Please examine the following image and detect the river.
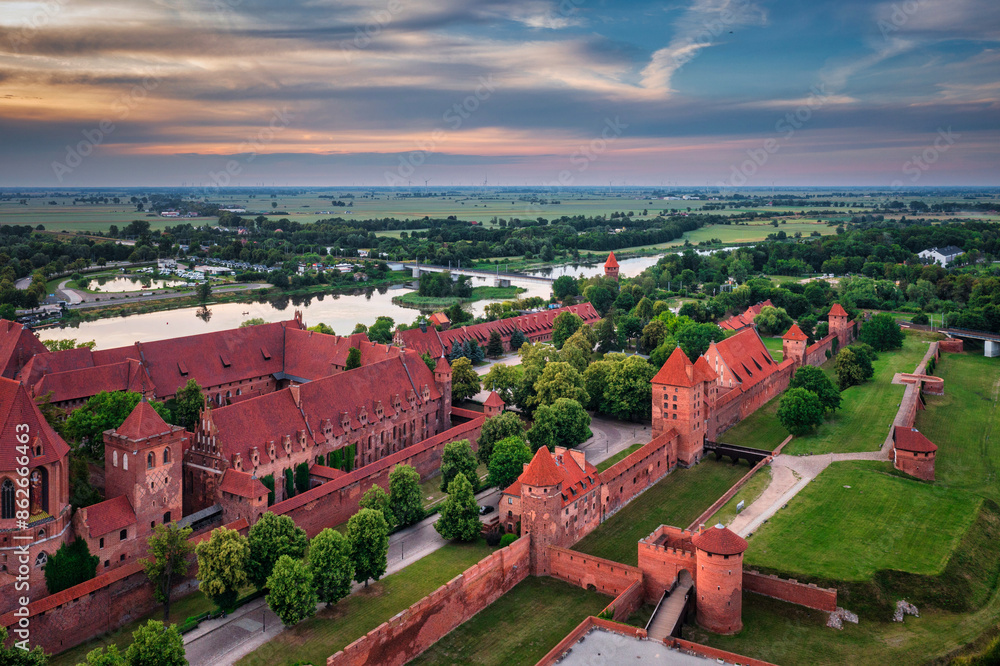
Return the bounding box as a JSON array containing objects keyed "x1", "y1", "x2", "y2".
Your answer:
[{"x1": 37, "y1": 254, "x2": 665, "y2": 349}]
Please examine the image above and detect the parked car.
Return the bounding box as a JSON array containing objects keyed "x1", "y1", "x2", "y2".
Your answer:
[{"x1": 478, "y1": 505, "x2": 495, "y2": 515}]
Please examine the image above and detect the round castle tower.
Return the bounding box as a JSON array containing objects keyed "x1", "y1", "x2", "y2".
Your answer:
[{"x1": 693, "y1": 523, "x2": 748, "y2": 635}]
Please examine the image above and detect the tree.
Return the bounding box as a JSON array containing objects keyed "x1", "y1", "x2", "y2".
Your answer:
[
  {"x1": 196, "y1": 526, "x2": 249, "y2": 610},
  {"x1": 359, "y1": 484, "x2": 395, "y2": 527},
  {"x1": 486, "y1": 330, "x2": 504, "y2": 358},
  {"x1": 368, "y1": 316, "x2": 395, "y2": 344},
  {"x1": 754, "y1": 306, "x2": 794, "y2": 336},
  {"x1": 420, "y1": 351, "x2": 436, "y2": 371},
  {"x1": 528, "y1": 398, "x2": 591, "y2": 451},
  {"x1": 143, "y1": 524, "x2": 194, "y2": 621},
  {"x1": 835, "y1": 347, "x2": 872, "y2": 390},
  {"x1": 0, "y1": 626, "x2": 48, "y2": 665},
  {"x1": 294, "y1": 462, "x2": 310, "y2": 495},
  {"x1": 777, "y1": 387, "x2": 825, "y2": 436},
  {"x1": 552, "y1": 275, "x2": 579, "y2": 301},
  {"x1": 859, "y1": 312, "x2": 904, "y2": 351},
  {"x1": 169, "y1": 379, "x2": 204, "y2": 431},
  {"x1": 634, "y1": 296, "x2": 654, "y2": 322},
  {"x1": 640, "y1": 320, "x2": 668, "y2": 352},
  {"x1": 347, "y1": 507, "x2": 390, "y2": 587},
  {"x1": 789, "y1": 365, "x2": 841, "y2": 412},
  {"x1": 84, "y1": 644, "x2": 126, "y2": 665},
  {"x1": 509, "y1": 328, "x2": 527, "y2": 351},
  {"x1": 388, "y1": 464, "x2": 424, "y2": 527},
  {"x1": 532, "y1": 361, "x2": 588, "y2": 409},
  {"x1": 265, "y1": 555, "x2": 317, "y2": 627},
  {"x1": 477, "y1": 411, "x2": 525, "y2": 465},
  {"x1": 345, "y1": 346, "x2": 362, "y2": 370},
  {"x1": 603, "y1": 355, "x2": 656, "y2": 420},
  {"x1": 125, "y1": 621, "x2": 186, "y2": 666},
  {"x1": 44, "y1": 537, "x2": 98, "y2": 594},
  {"x1": 676, "y1": 322, "x2": 726, "y2": 359},
  {"x1": 487, "y1": 436, "x2": 532, "y2": 490},
  {"x1": 481, "y1": 363, "x2": 520, "y2": 407},
  {"x1": 65, "y1": 391, "x2": 171, "y2": 455},
  {"x1": 594, "y1": 317, "x2": 618, "y2": 353},
  {"x1": 852, "y1": 342, "x2": 878, "y2": 373},
  {"x1": 435, "y1": 473, "x2": 481, "y2": 541},
  {"x1": 240, "y1": 318, "x2": 267, "y2": 327},
  {"x1": 247, "y1": 511, "x2": 309, "y2": 590},
  {"x1": 197, "y1": 280, "x2": 211, "y2": 302},
  {"x1": 307, "y1": 322, "x2": 335, "y2": 335},
  {"x1": 552, "y1": 311, "x2": 584, "y2": 349},
  {"x1": 450, "y1": 357, "x2": 481, "y2": 402},
  {"x1": 584, "y1": 284, "x2": 615, "y2": 316},
  {"x1": 309, "y1": 528, "x2": 354, "y2": 607},
  {"x1": 440, "y1": 439, "x2": 478, "y2": 493}
]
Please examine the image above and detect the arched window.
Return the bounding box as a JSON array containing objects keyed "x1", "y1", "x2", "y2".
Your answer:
[
  {"x1": 147, "y1": 452, "x2": 155, "y2": 469},
  {"x1": 113, "y1": 450, "x2": 118, "y2": 467},
  {"x1": 163, "y1": 448, "x2": 171, "y2": 464},
  {"x1": 123, "y1": 454, "x2": 128, "y2": 471},
  {"x1": 1, "y1": 478, "x2": 14, "y2": 519},
  {"x1": 35, "y1": 552, "x2": 48, "y2": 568}
]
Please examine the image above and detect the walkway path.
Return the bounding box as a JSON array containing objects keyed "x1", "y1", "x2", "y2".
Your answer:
[{"x1": 646, "y1": 578, "x2": 693, "y2": 641}]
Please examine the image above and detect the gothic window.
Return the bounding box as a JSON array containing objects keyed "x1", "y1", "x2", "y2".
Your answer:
[
  {"x1": 123, "y1": 454, "x2": 129, "y2": 471},
  {"x1": 120, "y1": 528, "x2": 127, "y2": 541},
  {"x1": 163, "y1": 448, "x2": 171, "y2": 464},
  {"x1": 1, "y1": 478, "x2": 13, "y2": 519},
  {"x1": 35, "y1": 552, "x2": 47, "y2": 568},
  {"x1": 113, "y1": 450, "x2": 118, "y2": 467},
  {"x1": 147, "y1": 452, "x2": 155, "y2": 469}
]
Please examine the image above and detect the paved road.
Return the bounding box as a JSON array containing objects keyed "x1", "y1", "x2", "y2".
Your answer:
[
  {"x1": 15, "y1": 276, "x2": 32, "y2": 290},
  {"x1": 60, "y1": 283, "x2": 269, "y2": 310}
]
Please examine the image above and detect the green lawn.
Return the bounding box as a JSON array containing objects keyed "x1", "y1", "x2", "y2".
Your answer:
[
  {"x1": 760, "y1": 336, "x2": 784, "y2": 361},
  {"x1": 709, "y1": 465, "x2": 773, "y2": 527},
  {"x1": 596, "y1": 442, "x2": 644, "y2": 472},
  {"x1": 392, "y1": 285, "x2": 524, "y2": 309},
  {"x1": 408, "y1": 576, "x2": 609, "y2": 666},
  {"x1": 236, "y1": 540, "x2": 494, "y2": 666},
  {"x1": 574, "y1": 460, "x2": 750, "y2": 566},
  {"x1": 420, "y1": 464, "x2": 488, "y2": 509},
  {"x1": 723, "y1": 331, "x2": 938, "y2": 455},
  {"x1": 917, "y1": 352, "x2": 1000, "y2": 503},
  {"x1": 744, "y1": 461, "x2": 980, "y2": 582},
  {"x1": 49, "y1": 590, "x2": 219, "y2": 666}
]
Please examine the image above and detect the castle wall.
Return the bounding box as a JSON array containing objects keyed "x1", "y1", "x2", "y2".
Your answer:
[
  {"x1": 599, "y1": 430, "x2": 676, "y2": 520},
  {"x1": 270, "y1": 415, "x2": 484, "y2": 537},
  {"x1": 636, "y1": 526, "x2": 698, "y2": 602},
  {"x1": 804, "y1": 332, "x2": 838, "y2": 367},
  {"x1": 1, "y1": 519, "x2": 249, "y2": 656},
  {"x1": 536, "y1": 617, "x2": 647, "y2": 666},
  {"x1": 327, "y1": 536, "x2": 530, "y2": 666},
  {"x1": 939, "y1": 338, "x2": 963, "y2": 353},
  {"x1": 742, "y1": 571, "x2": 837, "y2": 612},
  {"x1": 894, "y1": 449, "x2": 936, "y2": 481},
  {"x1": 547, "y1": 546, "x2": 643, "y2": 598}
]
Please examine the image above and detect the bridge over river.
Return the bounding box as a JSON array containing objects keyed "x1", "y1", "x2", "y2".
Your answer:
[{"x1": 394, "y1": 261, "x2": 556, "y2": 287}]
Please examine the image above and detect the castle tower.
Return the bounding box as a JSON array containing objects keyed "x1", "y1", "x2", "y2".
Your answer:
[
  {"x1": 651, "y1": 347, "x2": 717, "y2": 466},
  {"x1": 104, "y1": 400, "x2": 185, "y2": 534},
  {"x1": 782, "y1": 324, "x2": 808, "y2": 368},
  {"x1": 518, "y1": 447, "x2": 564, "y2": 575},
  {"x1": 693, "y1": 524, "x2": 748, "y2": 635},
  {"x1": 892, "y1": 426, "x2": 937, "y2": 481},
  {"x1": 483, "y1": 390, "x2": 504, "y2": 418},
  {"x1": 604, "y1": 252, "x2": 619, "y2": 281},
  {"x1": 434, "y1": 355, "x2": 452, "y2": 426},
  {"x1": 828, "y1": 303, "x2": 849, "y2": 348}
]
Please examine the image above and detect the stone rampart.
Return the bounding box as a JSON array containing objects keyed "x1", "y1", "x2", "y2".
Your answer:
[{"x1": 742, "y1": 571, "x2": 838, "y2": 612}]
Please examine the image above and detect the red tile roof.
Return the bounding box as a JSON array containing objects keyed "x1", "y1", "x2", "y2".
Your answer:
[
  {"x1": 605, "y1": 251, "x2": 619, "y2": 268},
  {"x1": 434, "y1": 355, "x2": 451, "y2": 374},
  {"x1": 0, "y1": 320, "x2": 46, "y2": 379},
  {"x1": 709, "y1": 328, "x2": 777, "y2": 393},
  {"x1": 719, "y1": 299, "x2": 774, "y2": 331},
  {"x1": 692, "y1": 524, "x2": 748, "y2": 555},
  {"x1": 429, "y1": 312, "x2": 450, "y2": 327},
  {"x1": 83, "y1": 495, "x2": 136, "y2": 538},
  {"x1": 484, "y1": 391, "x2": 504, "y2": 408},
  {"x1": 309, "y1": 464, "x2": 346, "y2": 481},
  {"x1": 218, "y1": 468, "x2": 269, "y2": 499},
  {"x1": 505, "y1": 447, "x2": 600, "y2": 507},
  {"x1": 894, "y1": 426, "x2": 937, "y2": 453},
  {"x1": 782, "y1": 324, "x2": 808, "y2": 341},
  {"x1": 652, "y1": 347, "x2": 716, "y2": 387},
  {"x1": 35, "y1": 358, "x2": 150, "y2": 404},
  {"x1": 282, "y1": 328, "x2": 395, "y2": 380},
  {"x1": 115, "y1": 400, "x2": 173, "y2": 441},
  {"x1": 518, "y1": 446, "x2": 564, "y2": 487},
  {"x1": 829, "y1": 303, "x2": 849, "y2": 317},
  {"x1": 0, "y1": 377, "x2": 71, "y2": 471}
]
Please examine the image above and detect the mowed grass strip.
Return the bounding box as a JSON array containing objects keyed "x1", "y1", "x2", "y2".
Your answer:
[
  {"x1": 709, "y1": 465, "x2": 773, "y2": 527},
  {"x1": 236, "y1": 539, "x2": 494, "y2": 666},
  {"x1": 596, "y1": 442, "x2": 644, "y2": 472},
  {"x1": 744, "y1": 461, "x2": 980, "y2": 581},
  {"x1": 917, "y1": 351, "x2": 1000, "y2": 502},
  {"x1": 408, "y1": 576, "x2": 609, "y2": 666},
  {"x1": 724, "y1": 331, "x2": 937, "y2": 455},
  {"x1": 574, "y1": 460, "x2": 749, "y2": 566}
]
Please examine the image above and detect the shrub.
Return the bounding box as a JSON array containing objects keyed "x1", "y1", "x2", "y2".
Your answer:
[{"x1": 499, "y1": 533, "x2": 519, "y2": 548}]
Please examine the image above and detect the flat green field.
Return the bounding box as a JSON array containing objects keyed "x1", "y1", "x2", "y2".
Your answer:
[
  {"x1": 760, "y1": 336, "x2": 784, "y2": 361},
  {"x1": 709, "y1": 465, "x2": 772, "y2": 527},
  {"x1": 917, "y1": 352, "x2": 1000, "y2": 503},
  {"x1": 408, "y1": 576, "x2": 608, "y2": 666},
  {"x1": 596, "y1": 442, "x2": 644, "y2": 472},
  {"x1": 723, "y1": 331, "x2": 937, "y2": 455},
  {"x1": 744, "y1": 461, "x2": 980, "y2": 581},
  {"x1": 236, "y1": 539, "x2": 494, "y2": 666},
  {"x1": 574, "y1": 459, "x2": 749, "y2": 566}
]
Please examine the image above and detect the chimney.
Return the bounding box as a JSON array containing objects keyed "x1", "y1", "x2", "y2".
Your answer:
[{"x1": 289, "y1": 384, "x2": 301, "y2": 407}]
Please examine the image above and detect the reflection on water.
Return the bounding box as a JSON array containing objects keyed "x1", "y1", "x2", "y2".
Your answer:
[
  {"x1": 40, "y1": 254, "x2": 666, "y2": 349},
  {"x1": 87, "y1": 277, "x2": 188, "y2": 293}
]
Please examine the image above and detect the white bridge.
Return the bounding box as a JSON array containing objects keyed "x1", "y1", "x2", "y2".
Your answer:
[{"x1": 395, "y1": 261, "x2": 555, "y2": 287}]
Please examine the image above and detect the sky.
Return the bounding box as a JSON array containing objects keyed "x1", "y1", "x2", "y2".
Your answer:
[{"x1": 1, "y1": 0, "x2": 998, "y2": 187}]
